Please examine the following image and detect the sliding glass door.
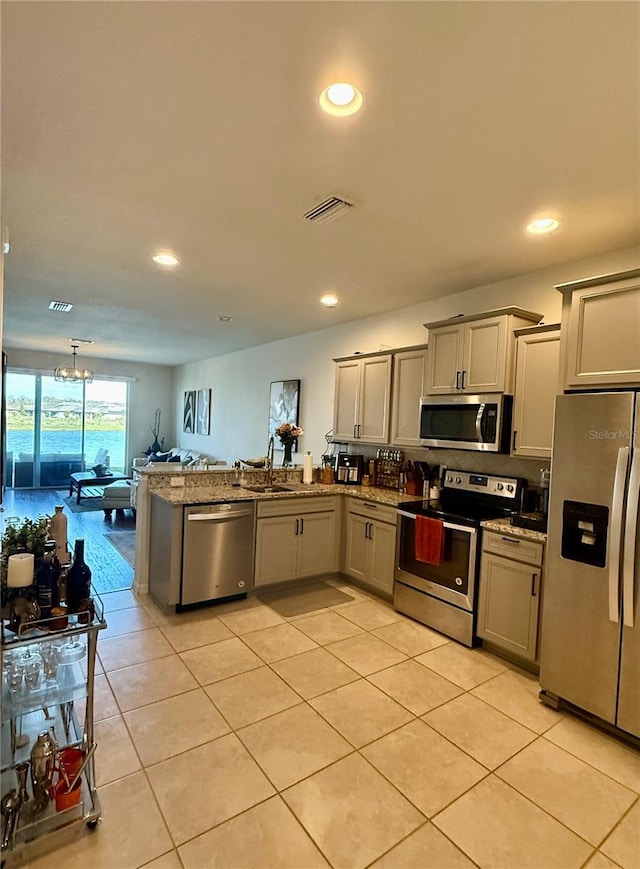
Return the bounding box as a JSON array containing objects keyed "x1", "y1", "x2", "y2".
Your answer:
[
  {"x1": 5, "y1": 371, "x2": 128, "y2": 488},
  {"x1": 39, "y1": 376, "x2": 84, "y2": 486}
]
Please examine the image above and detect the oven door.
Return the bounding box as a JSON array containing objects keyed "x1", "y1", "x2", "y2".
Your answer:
[{"x1": 395, "y1": 511, "x2": 478, "y2": 612}]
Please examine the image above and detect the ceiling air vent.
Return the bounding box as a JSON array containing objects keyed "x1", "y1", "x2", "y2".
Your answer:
[
  {"x1": 303, "y1": 196, "x2": 354, "y2": 225},
  {"x1": 48, "y1": 300, "x2": 74, "y2": 313}
]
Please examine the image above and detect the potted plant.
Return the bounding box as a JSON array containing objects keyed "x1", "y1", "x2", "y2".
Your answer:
[
  {"x1": 1, "y1": 515, "x2": 50, "y2": 609},
  {"x1": 144, "y1": 409, "x2": 165, "y2": 456}
]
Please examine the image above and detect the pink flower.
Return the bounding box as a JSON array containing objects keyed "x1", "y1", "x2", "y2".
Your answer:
[{"x1": 275, "y1": 422, "x2": 303, "y2": 442}]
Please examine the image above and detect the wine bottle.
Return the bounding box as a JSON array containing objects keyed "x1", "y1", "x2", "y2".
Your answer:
[
  {"x1": 36, "y1": 541, "x2": 60, "y2": 619},
  {"x1": 65, "y1": 539, "x2": 92, "y2": 614},
  {"x1": 49, "y1": 505, "x2": 70, "y2": 565}
]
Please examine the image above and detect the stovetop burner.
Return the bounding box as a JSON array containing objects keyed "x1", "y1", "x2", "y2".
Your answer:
[{"x1": 397, "y1": 500, "x2": 515, "y2": 528}]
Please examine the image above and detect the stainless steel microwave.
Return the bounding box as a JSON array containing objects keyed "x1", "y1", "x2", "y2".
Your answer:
[{"x1": 419, "y1": 393, "x2": 513, "y2": 452}]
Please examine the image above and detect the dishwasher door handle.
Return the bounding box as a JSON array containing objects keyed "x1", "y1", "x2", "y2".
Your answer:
[{"x1": 187, "y1": 510, "x2": 252, "y2": 521}]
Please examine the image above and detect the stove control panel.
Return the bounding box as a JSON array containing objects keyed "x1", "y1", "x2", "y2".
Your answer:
[{"x1": 442, "y1": 471, "x2": 521, "y2": 499}]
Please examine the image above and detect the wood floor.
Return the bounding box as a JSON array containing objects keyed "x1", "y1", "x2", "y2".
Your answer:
[{"x1": 2, "y1": 488, "x2": 134, "y2": 593}]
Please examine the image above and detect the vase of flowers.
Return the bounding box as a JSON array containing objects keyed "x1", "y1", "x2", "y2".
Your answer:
[{"x1": 274, "y1": 423, "x2": 303, "y2": 466}]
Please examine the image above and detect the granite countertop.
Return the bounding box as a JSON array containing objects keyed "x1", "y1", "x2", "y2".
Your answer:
[
  {"x1": 481, "y1": 517, "x2": 547, "y2": 543},
  {"x1": 151, "y1": 482, "x2": 423, "y2": 508}
]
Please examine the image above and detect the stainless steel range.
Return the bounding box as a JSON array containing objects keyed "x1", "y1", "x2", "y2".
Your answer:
[{"x1": 395, "y1": 469, "x2": 525, "y2": 646}]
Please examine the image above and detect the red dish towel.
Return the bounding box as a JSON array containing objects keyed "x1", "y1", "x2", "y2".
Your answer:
[{"x1": 415, "y1": 516, "x2": 445, "y2": 565}]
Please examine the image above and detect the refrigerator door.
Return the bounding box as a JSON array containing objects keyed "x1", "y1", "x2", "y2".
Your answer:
[
  {"x1": 617, "y1": 402, "x2": 640, "y2": 737},
  {"x1": 540, "y1": 392, "x2": 635, "y2": 723}
]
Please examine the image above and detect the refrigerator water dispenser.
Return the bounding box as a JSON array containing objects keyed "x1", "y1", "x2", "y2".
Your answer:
[{"x1": 561, "y1": 501, "x2": 609, "y2": 568}]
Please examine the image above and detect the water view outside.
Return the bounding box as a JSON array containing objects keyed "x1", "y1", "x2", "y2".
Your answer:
[{"x1": 6, "y1": 373, "x2": 128, "y2": 482}]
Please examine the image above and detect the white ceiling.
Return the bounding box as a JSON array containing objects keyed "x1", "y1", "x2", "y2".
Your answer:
[{"x1": 2, "y1": 1, "x2": 639, "y2": 366}]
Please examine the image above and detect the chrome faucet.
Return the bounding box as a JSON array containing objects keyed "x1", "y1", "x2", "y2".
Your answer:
[{"x1": 266, "y1": 436, "x2": 275, "y2": 488}]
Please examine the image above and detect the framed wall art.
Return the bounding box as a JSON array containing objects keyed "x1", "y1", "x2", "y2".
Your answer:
[
  {"x1": 183, "y1": 390, "x2": 196, "y2": 434},
  {"x1": 269, "y1": 379, "x2": 300, "y2": 441},
  {"x1": 196, "y1": 388, "x2": 211, "y2": 435}
]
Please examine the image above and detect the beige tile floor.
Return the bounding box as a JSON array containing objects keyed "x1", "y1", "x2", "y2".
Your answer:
[{"x1": 24, "y1": 581, "x2": 640, "y2": 869}]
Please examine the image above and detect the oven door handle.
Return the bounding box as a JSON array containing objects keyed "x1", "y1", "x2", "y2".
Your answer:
[
  {"x1": 475, "y1": 404, "x2": 486, "y2": 442},
  {"x1": 397, "y1": 511, "x2": 477, "y2": 535}
]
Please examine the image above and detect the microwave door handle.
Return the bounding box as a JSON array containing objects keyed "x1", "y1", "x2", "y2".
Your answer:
[
  {"x1": 609, "y1": 446, "x2": 629, "y2": 623},
  {"x1": 622, "y1": 448, "x2": 640, "y2": 628},
  {"x1": 475, "y1": 404, "x2": 485, "y2": 441}
]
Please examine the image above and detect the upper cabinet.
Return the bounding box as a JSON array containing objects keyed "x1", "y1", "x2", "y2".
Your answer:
[
  {"x1": 389, "y1": 346, "x2": 428, "y2": 447},
  {"x1": 423, "y1": 308, "x2": 543, "y2": 395},
  {"x1": 333, "y1": 352, "x2": 392, "y2": 444},
  {"x1": 558, "y1": 270, "x2": 640, "y2": 389},
  {"x1": 512, "y1": 324, "x2": 561, "y2": 459}
]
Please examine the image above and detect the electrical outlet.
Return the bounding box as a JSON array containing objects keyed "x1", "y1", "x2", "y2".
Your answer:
[{"x1": 170, "y1": 476, "x2": 185, "y2": 487}]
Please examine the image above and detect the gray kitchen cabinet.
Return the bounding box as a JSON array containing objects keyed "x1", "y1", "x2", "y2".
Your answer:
[
  {"x1": 557, "y1": 269, "x2": 640, "y2": 389},
  {"x1": 477, "y1": 530, "x2": 544, "y2": 665},
  {"x1": 389, "y1": 346, "x2": 428, "y2": 447},
  {"x1": 511, "y1": 324, "x2": 561, "y2": 459},
  {"x1": 333, "y1": 352, "x2": 392, "y2": 443},
  {"x1": 344, "y1": 498, "x2": 397, "y2": 597},
  {"x1": 254, "y1": 497, "x2": 338, "y2": 587},
  {"x1": 423, "y1": 308, "x2": 542, "y2": 395}
]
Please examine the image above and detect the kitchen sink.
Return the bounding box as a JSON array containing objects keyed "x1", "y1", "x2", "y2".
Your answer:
[{"x1": 243, "y1": 484, "x2": 292, "y2": 494}]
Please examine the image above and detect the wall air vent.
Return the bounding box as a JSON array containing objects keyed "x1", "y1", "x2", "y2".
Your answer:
[
  {"x1": 303, "y1": 196, "x2": 354, "y2": 225},
  {"x1": 49, "y1": 300, "x2": 74, "y2": 313}
]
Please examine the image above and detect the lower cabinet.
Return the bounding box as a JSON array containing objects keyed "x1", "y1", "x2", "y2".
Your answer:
[
  {"x1": 477, "y1": 530, "x2": 544, "y2": 664},
  {"x1": 254, "y1": 497, "x2": 338, "y2": 587},
  {"x1": 344, "y1": 498, "x2": 397, "y2": 596}
]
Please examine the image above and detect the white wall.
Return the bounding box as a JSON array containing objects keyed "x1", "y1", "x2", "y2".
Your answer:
[
  {"x1": 175, "y1": 246, "x2": 639, "y2": 468},
  {"x1": 4, "y1": 349, "x2": 175, "y2": 467}
]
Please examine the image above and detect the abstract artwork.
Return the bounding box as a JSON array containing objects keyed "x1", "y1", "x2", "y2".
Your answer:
[
  {"x1": 183, "y1": 390, "x2": 196, "y2": 433},
  {"x1": 269, "y1": 380, "x2": 300, "y2": 441},
  {"x1": 196, "y1": 388, "x2": 211, "y2": 435}
]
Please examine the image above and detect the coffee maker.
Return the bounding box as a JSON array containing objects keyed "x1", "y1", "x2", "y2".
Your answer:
[{"x1": 336, "y1": 453, "x2": 364, "y2": 485}]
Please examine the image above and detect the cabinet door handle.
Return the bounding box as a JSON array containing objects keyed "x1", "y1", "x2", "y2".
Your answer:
[
  {"x1": 365, "y1": 522, "x2": 370, "y2": 539},
  {"x1": 512, "y1": 430, "x2": 518, "y2": 451},
  {"x1": 455, "y1": 371, "x2": 461, "y2": 389},
  {"x1": 461, "y1": 370, "x2": 466, "y2": 389},
  {"x1": 357, "y1": 424, "x2": 362, "y2": 438},
  {"x1": 295, "y1": 519, "x2": 299, "y2": 535},
  {"x1": 531, "y1": 573, "x2": 538, "y2": 597},
  {"x1": 353, "y1": 424, "x2": 357, "y2": 439},
  {"x1": 501, "y1": 536, "x2": 521, "y2": 544},
  {"x1": 300, "y1": 517, "x2": 304, "y2": 535},
  {"x1": 369, "y1": 523, "x2": 374, "y2": 540}
]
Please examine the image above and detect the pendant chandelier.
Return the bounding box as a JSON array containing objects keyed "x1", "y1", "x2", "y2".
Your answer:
[{"x1": 54, "y1": 343, "x2": 93, "y2": 383}]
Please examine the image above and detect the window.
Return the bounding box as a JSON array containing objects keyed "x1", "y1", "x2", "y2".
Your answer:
[{"x1": 5, "y1": 372, "x2": 129, "y2": 488}]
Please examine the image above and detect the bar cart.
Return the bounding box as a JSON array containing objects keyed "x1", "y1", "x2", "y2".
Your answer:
[{"x1": 1, "y1": 595, "x2": 106, "y2": 867}]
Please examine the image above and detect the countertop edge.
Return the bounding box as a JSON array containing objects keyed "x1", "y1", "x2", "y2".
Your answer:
[
  {"x1": 481, "y1": 517, "x2": 548, "y2": 542},
  {"x1": 150, "y1": 484, "x2": 424, "y2": 509}
]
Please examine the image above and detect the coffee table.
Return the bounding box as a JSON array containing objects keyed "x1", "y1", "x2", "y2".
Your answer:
[{"x1": 69, "y1": 471, "x2": 129, "y2": 504}]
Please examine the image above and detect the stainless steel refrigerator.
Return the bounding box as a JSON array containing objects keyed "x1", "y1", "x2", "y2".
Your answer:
[{"x1": 540, "y1": 392, "x2": 639, "y2": 739}]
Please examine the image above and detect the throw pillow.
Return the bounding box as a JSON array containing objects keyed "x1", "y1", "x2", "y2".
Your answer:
[
  {"x1": 149, "y1": 452, "x2": 170, "y2": 463},
  {"x1": 168, "y1": 454, "x2": 182, "y2": 463}
]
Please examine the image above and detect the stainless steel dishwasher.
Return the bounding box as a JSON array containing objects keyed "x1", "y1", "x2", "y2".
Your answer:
[{"x1": 181, "y1": 502, "x2": 255, "y2": 607}]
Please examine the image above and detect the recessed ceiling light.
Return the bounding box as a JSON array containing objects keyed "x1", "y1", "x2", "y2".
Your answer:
[
  {"x1": 320, "y1": 294, "x2": 339, "y2": 308},
  {"x1": 218, "y1": 315, "x2": 233, "y2": 322},
  {"x1": 526, "y1": 217, "x2": 561, "y2": 235},
  {"x1": 152, "y1": 252, "x2": 179, "y2": 267},
  {"x1": 319, "y1": 83, "x2": 363, "y2": 117}
]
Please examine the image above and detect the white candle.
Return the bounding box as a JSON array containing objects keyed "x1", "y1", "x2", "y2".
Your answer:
[{"x1": 7, "y1": 553, "x2": 35, "y2": 588}]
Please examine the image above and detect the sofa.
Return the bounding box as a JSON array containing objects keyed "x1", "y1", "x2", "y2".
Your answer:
[{"x1": 133, "y1": 447, "x2": 226, "y2": 469}]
